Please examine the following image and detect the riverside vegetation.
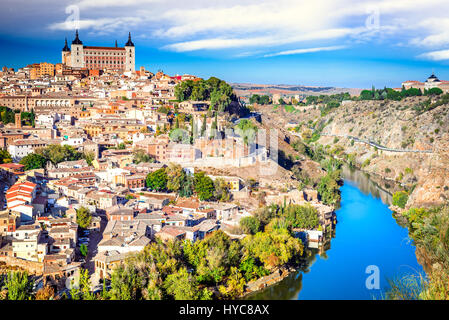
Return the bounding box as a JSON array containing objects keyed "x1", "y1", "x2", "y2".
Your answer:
[
  {"x1": 387, "y1": 205, "x2": 449, "y2": 299},
  {"x1": 251, "y1": 88, "x2": 449, "y2": 300},
  {"x1": 0, "y1": 202, "x2": 336, "y2": 300}
]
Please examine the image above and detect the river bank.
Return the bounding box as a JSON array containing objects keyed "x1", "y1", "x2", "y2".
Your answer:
[{"x1": 244, "y1": 167, "x2": 424, "y2": 300}]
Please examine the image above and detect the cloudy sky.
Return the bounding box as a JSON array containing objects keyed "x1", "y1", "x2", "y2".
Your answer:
[{"x1": 2, "y1": 0, "x2": 449, "y2": 88}]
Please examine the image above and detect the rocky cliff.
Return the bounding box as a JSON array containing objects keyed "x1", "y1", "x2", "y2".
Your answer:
[{"x1": 255, "y1": 97, "x2": 449, "y2": 208}]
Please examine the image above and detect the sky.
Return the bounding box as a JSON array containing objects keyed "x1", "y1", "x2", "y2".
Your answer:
[{"x1": 2, "y1": 0, "x2": 449, "y2": 88}]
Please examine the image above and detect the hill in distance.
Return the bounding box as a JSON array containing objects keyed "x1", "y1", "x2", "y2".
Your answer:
[{"x1": 231, "y1": 82, "x2": 363, "y2": 97}]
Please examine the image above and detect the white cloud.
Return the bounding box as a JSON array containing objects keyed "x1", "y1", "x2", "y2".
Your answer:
[
  {"x1": 418, "y1": 49, "x2": 449, "y2": 61},
  {"x1": 74, "y1": 0, "x2": 160, "y2": 9},
  {"x1": 43, "y1": 0, "x2": 449, "y2": 57},
  {"x1": 410, "y1": 18, "x2": 449, "y2": 47},
  {"x1": 264, "y1": 45, "x2": 347, "y2": 57},
  {"x1": 48, "y1": 17, "x2": 143, "y2": 32},
  {"x1": 164, "y1": 28, "x2": 360, "y2": 52},
  {"x1": 153, "y1": 1, "x2": 338, "y2": 39}
]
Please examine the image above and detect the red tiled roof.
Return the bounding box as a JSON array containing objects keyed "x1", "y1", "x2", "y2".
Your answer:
[
  {"x1": 158, "y1": 226, "x2": 186, "y2": 237},
  {"x1": 0, "y1": 163, "x2": 24, "y2": 170},
  {"x1": 162, "y1": 206, "x2": 182, "y2": 215}
]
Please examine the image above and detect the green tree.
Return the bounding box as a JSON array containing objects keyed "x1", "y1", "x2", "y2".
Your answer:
[
  {"x1": 360, "y1": 90, "x2": 374, "y2": 100},
  {"x1": 36, "y1": 144, "x2": 82, "y2": 165},
  {"x1": 201, "y1": 113, "x2": 207, "y2": 137},
  {"x1": 317, "y1": 171, "x2": 341, "y2": 205},
  {"x1": 284, "y1": 204, "x2": 320, "y2": 229},
  {"x1": 235, "y1": 119, "x2": 258, "y2": 145},
  {"x1": 0, "y1": 106, "x2": 16, "y2": 124},
  {"x1": 163, "y1": 267, "x2": 202, "y2": 300},
  {"x1": 194, "y1": 171, "x2": 215, "y2": 201},
  {"x1": 249, "y1": 94, "x2": 260, "y2": 104},
  {"x1": 133, "y1": 149, "x2": 153, "y2": 164},
  {"x1": 76, "y1": 206, "x2": 92, "y2": 229},
  {"x1": 213, "y1": 178, "x2": 231, "y2": 202},
  {"x1": 425, "y1": 87, "x2": 443, "y2": 96},
  {"x1": 110, "y1": 264, "x2": 142, "y2": 300},
  {"x1": 179, "y1": 174, "x2": 195, "y2": 198},
  {"x1": 240, "y1": 216, "x2": 260, "y2": 234},
  {"x1": 19, "y1": 153, "x2": 47, "y2": 170},
  {"x1": 80, "y1": 244, "x2": 88, "y2": 257},
  {"x1": 0, "y1": 149, "x2": 12, "y2": 164},
  {"x1": 242, "y1": 228, "x2": 303, "y2": 270},
  {"x1": 239, "y1": 256, "x2": 269, "y2": 281},
  {"x1": 5, "y1": 271, "x2": 33, "y2": 300},
  {"x1": 82, "y1": 151, "x2": 95, "y2": 166},
  {"x1": 166, "y1": 163, "x2": 186, "y2": 193},
  {"x1": 146, "y1": 168, "x2": 168, "y2": 191},
  {"x1": 218, "y1": 267, "x2": 246, "y2": 298},
  {"x1": 79, "y1": 268, "x2": 95, "y2": 300}
]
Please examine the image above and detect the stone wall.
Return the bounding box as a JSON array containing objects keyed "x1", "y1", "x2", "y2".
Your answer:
[
  {"x1": 0, "y1": 256, "x2": 43, "y2": 275},
  {"x1": 245, "y1": 268, "x2": 290, "y2": 293}
]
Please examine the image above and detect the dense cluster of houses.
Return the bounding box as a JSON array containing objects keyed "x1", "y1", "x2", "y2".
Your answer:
[
  {"x1": 0, "y1": 153, "x2": 253, "y2": 286},
  {"x1": 0, "y1": 64, "x2": 335, "y2": 292}
]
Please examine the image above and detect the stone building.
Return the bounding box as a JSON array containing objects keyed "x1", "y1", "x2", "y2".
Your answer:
[{"x1": 62, "y1": 30, "x2": 135, "y2": 73}]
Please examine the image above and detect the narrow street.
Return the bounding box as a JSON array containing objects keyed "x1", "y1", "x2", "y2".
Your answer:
[{"x1": 81, "y1": 213, "x2": 108, "y2": 287}]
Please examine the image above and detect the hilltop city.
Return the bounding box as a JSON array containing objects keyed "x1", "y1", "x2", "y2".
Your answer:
[{"x1": 1, "y1": 30, "x2": 449, "y2": 300}]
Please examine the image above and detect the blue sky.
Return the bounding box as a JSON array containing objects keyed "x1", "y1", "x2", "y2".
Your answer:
[{"x1": 2, "y1": 0, "x2": 449, "y2": 88}]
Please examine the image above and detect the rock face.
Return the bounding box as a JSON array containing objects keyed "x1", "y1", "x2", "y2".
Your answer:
[
  {"x1": 320, "y1": 98, "x2": 449, "y2": 208},
  {"x1": 256, "y1": 97, "x2": 449, "y2": 208},
  {"x1": 409, "y1": 167, "x2": 449, "y2": 207}
]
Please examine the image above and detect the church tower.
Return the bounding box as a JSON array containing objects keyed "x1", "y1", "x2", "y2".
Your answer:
[{"x1": 124, "y1": 32, "x2": 135, "y2": 73}]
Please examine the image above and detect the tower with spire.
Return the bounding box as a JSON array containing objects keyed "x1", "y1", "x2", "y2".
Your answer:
[
  {"x1": 124, "y1": 32, "x2": 135, "y2": 73},
  {"x1": 61, "y1": 38, "x2": 71, "y2": 65},
  {"x1": 70, "y1": 29, "x2": 84, "y2": 68}
]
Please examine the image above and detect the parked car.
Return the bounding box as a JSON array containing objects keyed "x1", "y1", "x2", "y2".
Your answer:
[{"x1": 79, "y1": 237, "x2": 89, "y2": 242}]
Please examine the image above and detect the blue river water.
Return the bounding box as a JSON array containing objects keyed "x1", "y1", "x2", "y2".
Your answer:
[{"x1": 246, "y1": 169, "x2": 424, "y2": 300}]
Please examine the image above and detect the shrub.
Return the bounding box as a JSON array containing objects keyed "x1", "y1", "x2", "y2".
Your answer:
[
  {"x1": 240, "y1": 216, "x2": 261, "y2": 235},
  {"x1": 392, "y1": 191, "x2": 408, "y2": 209},
  {"x1": 362, "y1": 159, "x2": 371, "y2": 168}
]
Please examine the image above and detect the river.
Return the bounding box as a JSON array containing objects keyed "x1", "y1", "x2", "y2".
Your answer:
[{"x1": 245, "y1": 166, "x2": 424, "y2": 300}]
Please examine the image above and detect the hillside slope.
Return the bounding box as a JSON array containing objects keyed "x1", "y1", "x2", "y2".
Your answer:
[{"x1": 255, "y1": 97, "x2": 449, "y2": 208}]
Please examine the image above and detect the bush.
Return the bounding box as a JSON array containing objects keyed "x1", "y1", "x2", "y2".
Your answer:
[
  {"x1": 317, "y1": 171, "x2": 341, "y2": 205},
  {"x1": 392, "y1": 191, "x2": 408, "y2": 209},
  {"x1": 362, "y1": 159, "x2": 371, "y2": 168},
  {"x1": 240, "y1": 216, "x2": 260, "y2": 235}
]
